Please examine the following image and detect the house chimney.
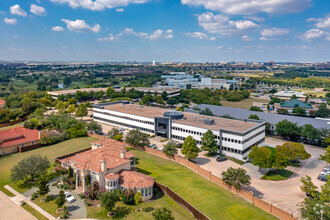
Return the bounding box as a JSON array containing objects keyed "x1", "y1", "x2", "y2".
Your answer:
[
  {"x1": 101, "y1": 160, "x2": 107, "y2": 172},
  {"x1": 120, "y1": 150, "x2": 126, "y2": 159}
]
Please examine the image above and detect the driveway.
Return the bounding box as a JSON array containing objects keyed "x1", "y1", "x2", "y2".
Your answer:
[{"x1": 24, "y1": 177, "x2": 87, "y2": 219}]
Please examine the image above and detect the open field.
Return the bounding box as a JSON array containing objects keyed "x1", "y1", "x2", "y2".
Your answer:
[
  {"x1": 87, "y1": 192, "x2": 195, "y2": 220},
  {"x1": 0, "y1": 123, "x2": 21, "y2": 131},
  {"x1": 130, "y1": 149, "x2": 277, "y2": 220},
  {"x1": 0, "y1": 136, "x2": 97, "y2": 193},
  {"x1": 293, "y1": 89, "x2": 328, "y2": 98},
  {"x1": 10, "y1": 79, "x2": 38, "y2": 90},
  {"x1": 221, "y1": 97, "x2": 269, "y2": 109}
]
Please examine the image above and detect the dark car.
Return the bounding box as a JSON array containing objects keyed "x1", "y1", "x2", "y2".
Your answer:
[
  {"x1": 306, "y1": 191, "x2": 319, "y2": 198},
  {"x1": 176, "y1": 143, "x2": 183, "y2": 148},
  {"x1": 318, "y1": 174, "x2": 328, "y2": 182},
  {"x1": 216, "y1": 156, "x2": 228, "y2": 162},
  {"x1": 95, "y1": 131, "x2": 104, "y2": 135}
]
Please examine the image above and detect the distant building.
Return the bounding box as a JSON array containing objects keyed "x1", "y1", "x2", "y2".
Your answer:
[
  {"x1": 274, "y1": 99, "x2": 318, "y2": 115},
  {"x1": 59, "y1": 139, "x2": 154, "y2": 200},
  {"x1": 0, "y1": 98, "x2": 5, "y2": 110},
  {"x1": 0, "y1": 127, "x2": 41, "y2": 156},
  {"x1": 273, "y1": 91, "x2": 307, "y2": 102}
]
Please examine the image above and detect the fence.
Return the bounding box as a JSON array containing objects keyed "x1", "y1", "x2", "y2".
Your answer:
[
  {"x1": 155, "y1": 182, "x2": 211, "y2": 220},
  {"x1": 0, "y1": 115, "x2": 28, "y2": 128},
  {"x1": 86, "y1": 133, "x2": 298, "y2": 220}
]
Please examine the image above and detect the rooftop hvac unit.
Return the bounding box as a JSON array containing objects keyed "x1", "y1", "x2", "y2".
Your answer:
[{"x1": 204, "y1": 118, "x2": 215, "y2": 125}]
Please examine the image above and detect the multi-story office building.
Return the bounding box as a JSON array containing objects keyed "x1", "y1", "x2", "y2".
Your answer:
[{"x1": 93, "y1": 102, "x2": 266, "y2": 161}]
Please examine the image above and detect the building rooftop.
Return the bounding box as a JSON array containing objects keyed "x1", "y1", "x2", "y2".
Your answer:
[
  {"x1": 279, "y1": 99, "x2": 313, "y2": 109},
  {"x1": 59, "y1": 145, "x2": 135, "y2": 173},
  {"x1": 0, "y1": 98, "x2": 5, "y2": 106},
  {"x1": 274, "y1": 91, "x2": 306, "y2": 98},
  {"x1": 194, "y1": 104, "x2": 330, "y2": 129},
  {"x1": 102, "y1": 103, "x2": 258, "y2": 133},
  {"x1": 119, "y1": 170, "x2": 154, "y2": 188},
  {"x1": 0, "y1": 127, "x2": 40, "y2": 149}
]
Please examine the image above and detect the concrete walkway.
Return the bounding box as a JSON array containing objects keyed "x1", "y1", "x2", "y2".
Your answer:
[
  {"x1": 0, "y1": 191, "x2": 36, "y2": 220},
  {"x1": 4, "y1": 185, "x2": 56, "y2": 220}
]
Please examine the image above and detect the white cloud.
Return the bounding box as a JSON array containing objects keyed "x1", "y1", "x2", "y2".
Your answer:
[
  {"x1": 13, "y1": 35, "x2": 19, "y2": 39},
  {"x1": 243, "y1": 16, "x2": 265, "y2": 22},
  {"x1": 185, "y1": 32, "x2": 215, "y2": 40},
  {"x1": 10, "y1": 4, "x2": 27, "y2": 17},
  {"x1": 116, "y1": 8, "x2": 124, "y2": 12},
  {"x1": 52, "y1": 26, "x2": 65, "y2": 32},
  {"x1": 308, "y1": 14, "x2": 330, "y2": 30},
  {"x1": 259, "y1": 37, "x2": 268, "y2": 41},
  {"x1": 4, "y1": 18, "x2": 17, "y2": 25},
  {"x1": 241, "y1": 35, "x2": 253, "y2": 41},
  {"x1": 260, "y1": 28, "x2": 290, "y2": 37},
  {"x1": 300, "y1": 29, "x2": 329, "y2": 41},
  {"x1": 30, "y1": 4, "x2": 46, "y2": 16},
  {"x1": 197, "y1": 12, "x2": 259, "y2": 36},
  {"x1": 49, "y1": 0, "x2": 148, "y2": 11},
  {"x1": 119, "y1": 28, "x2": 173, "y2": 40},
  {"x1": 61, "y1": 19, "x2": 101, "y2": 33},
  {"x1": 97, "y1": 34, "x2": 119, "y2": 41},
  {"x1": 181, "y1": 0, "x2": 312, "y2": 15}
]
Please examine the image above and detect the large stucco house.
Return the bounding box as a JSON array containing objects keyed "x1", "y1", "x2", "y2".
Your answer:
[{"x1": 59, "y1": 138, "x2": 154, "y2": 201}]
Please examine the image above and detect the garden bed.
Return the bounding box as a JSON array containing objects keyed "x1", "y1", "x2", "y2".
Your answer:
[{"x1": 261, "y1": 169, "x2": 294, "y2": 181}]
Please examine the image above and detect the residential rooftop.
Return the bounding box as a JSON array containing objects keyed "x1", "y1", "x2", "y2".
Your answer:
[
  {"x1": 102, "y1": 103, "x2": 258, "y2": 133},
  {"x1": 279, "y1": 99, "x2": 313, "y2": 109},
  {"x1": 0, "y1": 127, "x2": 40, "y2": 149}
]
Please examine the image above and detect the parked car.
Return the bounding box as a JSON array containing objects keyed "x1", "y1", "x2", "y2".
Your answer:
[
  {"x1": 95, "y1": 131, "x2": 104, "y2": 135},
  {"x1": 318, "y1": 174, "x2": 328, "y2": 182},
  {"x1": 306, "y1": 191, "x2": 319, "y2": 198},
  {"x1": 64, "y1": 192, "x2": 76, "y2": 203},
  {"x1": 176, "y1": 143, "x2": 183, "y2": 148},
  {"x1": 320, "y1": 170, "x2": 330, "y2": 175},
  {"x1": 148, "y1": 144, "x2": 157, "y2": 149},
  {"x1": 323, "y1": 166, "x2": 330, "y2": 171},
  {"x1": 118, "y1": 128, "x2": 125, "y2": 131},
  {"x1": 216, "y1": 156, "x2": 228, "y2": 162}
]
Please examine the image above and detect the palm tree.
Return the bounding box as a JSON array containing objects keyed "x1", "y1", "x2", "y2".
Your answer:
[{"x1": 221, "y1": 167, "x2": 251, "y2": 191}]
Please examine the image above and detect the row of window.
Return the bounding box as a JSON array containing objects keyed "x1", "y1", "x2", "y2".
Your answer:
[
  {"x1": 140, "y1": 187, "x2": 153, "y2": 197},
  {"x1": 242, "y1": 130, "x2": 265, "y2": 145},
  {"x1": 94, "y1": 110, "x2": 154, "y2": 125},
  {"x1": 171, "y1": 135, "x2": 203, "y2": 145},
  {"x1": 94, "y1": 116, "x2": 154, "y2": 133},
  {"x1": 221, "y1": 137, "x2": 265, "y2": 155},
  {"x1": 106, "y1": 180, "x2": 118, "y2": 188}
]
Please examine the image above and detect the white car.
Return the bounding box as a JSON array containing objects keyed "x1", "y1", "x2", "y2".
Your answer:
[
  {"x1": 320, "y1": 170, "x2": 330, "y2": 176},
  {"x1": 118, "y1": 128, "x2": 125, "y2": 131},
  {"x1": 64, "y1": 192, "x2": 76, "y2": 203}
]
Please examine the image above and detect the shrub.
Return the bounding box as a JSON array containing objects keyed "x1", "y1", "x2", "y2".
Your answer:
[{"x1": 121, "y1": 189, "x2": 135, "y2": 205}]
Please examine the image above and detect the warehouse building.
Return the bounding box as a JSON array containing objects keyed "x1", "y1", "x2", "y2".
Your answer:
[{"x1": 93, "y1": 101, "x2": 266, "y2": 161}]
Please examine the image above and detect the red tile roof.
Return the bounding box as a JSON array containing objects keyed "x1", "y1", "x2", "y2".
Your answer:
[
  {"x1": 0, "y1": 99, "x2": 5, "y2": 106},
  {"x1": 104, "y1": 173, "x2": 120, "y2": 180},
  {"x1": 0, "y1": 127, "x2": 40, "y2": 149},
  {"x1": 91, "y1": 138, "x2": 128, "y2": 151},
  {"x1": 60, "y1": 146, "x2": 135, "y2": 173},
  {"x1": 119, "y1": 170, "x2": 154, "y2": 189}
]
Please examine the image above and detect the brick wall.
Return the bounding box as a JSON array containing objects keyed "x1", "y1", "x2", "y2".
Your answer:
[
  {"x1": 254, "y1": 197, "x2": 272, "y2": 212},
  {"x1": 199, "y1": 167, "x2": 211, "y2": 180},
  {"x1": 272, "y1": 205, "x2": 294, "y2": 220}
]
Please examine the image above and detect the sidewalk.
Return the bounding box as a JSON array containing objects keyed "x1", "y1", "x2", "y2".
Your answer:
[{"x1": 4, "y1": 185, "x2": 56, "y2": 220}]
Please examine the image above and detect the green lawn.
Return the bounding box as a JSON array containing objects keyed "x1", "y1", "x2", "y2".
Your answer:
[
  {"x1": 261, "y1": 169, "x2": 294, "y2": 181},
  {"x1": 33, "y1": 195, "x2": 61, "y2": 218},
  {"x1": 130, "y1": 149, "x2": 277, "y2": 220},
  {"x1": 0, "y1": 136, "x2": 97, "y2": 193},
  {"x1": 0, "y1": 123, "x2": 21, "y2": 131},
  {"x1": 10, "y1": 79, "x2": 38, "y2": 90},
  {"x1": 23, "y1": 203, "x2": 48, "y2": 220},
  {"x1": 87, "y1": 192, "x2": 195, "y2": 220},
  {"x1": 220, "y1": 97, "x2": 269, "y2": 110}
]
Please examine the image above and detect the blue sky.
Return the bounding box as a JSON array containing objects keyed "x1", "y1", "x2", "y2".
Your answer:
[{"x1": 1, "y1": 0, "x2": 329, "y2": 62}]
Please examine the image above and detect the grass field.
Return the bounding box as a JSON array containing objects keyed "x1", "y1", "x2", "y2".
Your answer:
[
  {"x1": 23, "y1": 203, "x2": 48, "y2": 220},
  {"x1": 293, "y1": 89, "x2": 327, "y2": 98},
  {"x1": 0, "y1": 123, "x2": 21, "y2": 131},
  {"x1": 34, "y1": 195, "x2": 61, "y2": 218},
  {"x1": 221, "y1": 97, "x2": 269, "y2": 109},
  {"x1": 0, "y1": 136, "x2": 97, "y2": 193},
  {"x1": 10, "y1": 79, "x2": 38, "y2": 90},
  {"x1": 130, "y1": 149, "x2": 277, "y2": 220},
  {"x1": 87, "y1": 191, "x2": 195, "y2": 220}
]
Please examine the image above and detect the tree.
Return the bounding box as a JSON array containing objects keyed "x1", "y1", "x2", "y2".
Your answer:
[
  {"x1": 314, "y1": 103, "x2": 330, "y2": 118},
  {"x1": 11, "y1": 155, "x2": 50, "y2": 182},
  {"x1": 276, "y1": 119, "x2": 301, "y2": 141},
  {"x1": 37, "y1": 174, "x2": 50, "y2": 201},
  {"x1": 301, "y1": 124, "x2": 321, "y2": 142},
  {"x1": 141, "y1": 93, "x2": 153, "y2": 105},
  {"x1": 75, "y1": 104, "x2": 88, "y2": 117},
  {"x1": 200, "y1": 107, "x2": 214, "y2": 116},
  {"x1": 100, "y1": 191, "x2": 119, "y2": 215},
  {"x1": 67, "y1": 104, "x2": 76, "y2": 114},
  {"x1": 292, "y1": 107, "x2": 306, "y2": 116},
  {"x1": 181, "y1": 136, "x2": 199, "y2": 160},
  {"x1": 105, "y1": 87, "x2": 115, "y2": 97},
  {"x1": 134, "y1": 191, "x2": 143, "y2": 211},
  {"x1": 154, "y1": 95, "x2": 165, "y2": 105},
  {"x1": 87, "y1": 120, "x2": 102, "y2": 133},
  {"x1": 152, "y1": 207, "x2": 175, "y2": 220},
  {"x1": 221, "y1": 167, "x2": 251, "y2": 191},
  {"x1": 291, "y1": 94, "x2": 297, "y2": 100},
  {"x1": 300, "y1": 176, "x2": 318, "y2": 198},
  {"x1": 55, "y1": 190, "x2": 66, "y2": 210},
  {"x1": 63, "y1": 77, "x2": 72, "y2": 85},
  {"x1": 269, "y1": 88, "x2": 277, "y2": 94},
  {"x1": 163, "y1": 142, "x2": 178, "y2": 157},
  {"x1": 161, "y1": 91, "x2": 168, "y2": 100},
  {"x1": 248, "y1": 146, "x2": 272, "y2": 169},
  {"x1": 125, "y1": 129, "x2": 150, "y2": 148},
  {"x1": 201, "y1": 130, "x2": 218, "y2": 156},
  {"x1": 273, "y1": 145, "x2": 291, "y2": 170},
  {"x1": 248, "y1": 114, "x2": 260, "y2": 120},
  {"x1": 320, "y1": 146, "x2": 330, "y2": 163},
  {"x1": 249, "y1": 106, "x2": 262, "y2": 112},
  {"x1": 107, "y1": 128, "x2": 122, "y2": 138},
  {"x1": 277, "y1": 108, "x2": 288, "y2": 114}
]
